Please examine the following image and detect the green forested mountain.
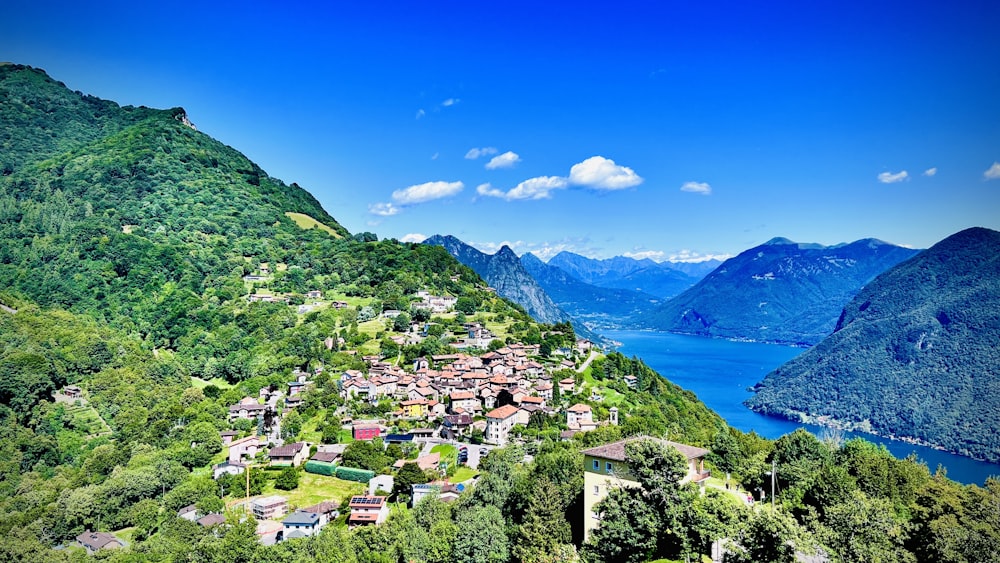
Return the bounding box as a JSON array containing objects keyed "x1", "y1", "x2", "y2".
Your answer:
[
  {"x1": 643, "y1": 237, "x2": 920, "y2": 345},
  {"x1": 746, "y1": 227, "x2": 1000, "y2": 463}
]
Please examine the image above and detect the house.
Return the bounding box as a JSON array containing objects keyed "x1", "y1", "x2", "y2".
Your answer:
[
  {"x1": 197, "y1": 513, "x2": 226, "y2": 527},
  {"x1": 353, "y1": 423, "x2": 381, "y2": 441},
  {"x1": 220, "y1": 430, "x2": 239, "y2": 446},
  {"x1": 484, "y1": 404, "x2": 520, "y2": 446},
  {"x1": 411, "y1": 483, "x2": 441, "y2": 506},
  {"x1": 393, "y1": 452, "x2": 440, "y2": 471},
  {"x1": 400, "y1": 399, "x2": 429, "y2": 418},
  {"x1": 368, "y1": 474, "x2": 395, "y2": 496},
  {"x1": 520, "y1": 395, "x2": 545, "y2": 408},
  {"x1": 623, "y1": 375, "x2": 638, "y2": 389},
  {"x1": 251, "y1": 495, "x2": 289, "y2": 520},
  {"x1": 581, "y1": 437, "x2": 710, "y2": 541},
  {"x1": 348, "y1": 495, "x2": 389, "y2": 528},
  {"x1": 306, "y1": 290, "x2": 322, "y2": 299},
  {"x1": 212, "y1": 460, "x2": 246, "y2": 479},
  {"x1": 383, "y1": 433, "x2": 414, "y2": 446},
  {"x1": 442, "y1": 414, "x2": 473, "y2": 437},
  {"x1": 558, "y1": 377, "x2": 576, "y2": 395},
  {"x1": 534, "y1": 382, "x2": 553, "y2": 401},
  {"x1": 282, "y1": 510, "x2": 322, "y2": 539},
  {"x1": 287, "y1": 381, "x2": 308, "y2": 396},
  {"x1": 228, "y1": 399, "x2": 268, "y2": 420},
  {"x1": 177, "y1": 504, "x2": 198, "y2": 521},
  {"x1": 228, "y1": 436, "x2": 259, "y2": 464},
  {"x1": 269, "y1": 442, "x2": 309, "y2": 467},
  {"x1": 301, "y1": 501, "x2": 339, "y2": 526},
  {"x1": 64, "y1": 385, "x2": 82, "y2": 398},
  {"x1": 311, "y1": 451, "x2": 341, "y2": 465},
  {"x1": 566, "y1": 403, "x2": 593, "y2": 429},
  {"x1": 76, "y1": 531, "x2": 124, "y2": 554}
]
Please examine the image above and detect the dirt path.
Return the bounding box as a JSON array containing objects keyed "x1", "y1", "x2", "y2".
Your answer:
[{"x1": 0, "y1": 301, "x2": 16, "y2": 314}]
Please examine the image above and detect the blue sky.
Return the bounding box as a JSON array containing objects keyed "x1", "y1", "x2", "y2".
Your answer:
[{"x1": 4, "y1": 1, "x2": 1000, "y2": 260}]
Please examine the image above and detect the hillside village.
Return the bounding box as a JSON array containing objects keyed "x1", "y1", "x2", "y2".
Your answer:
[{"x1": 58, "y1": 276, "x2": 662, "y2": 552}]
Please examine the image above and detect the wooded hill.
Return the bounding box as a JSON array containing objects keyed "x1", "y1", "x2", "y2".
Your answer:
[
  {"x1": 746, "y1": 227, "x2": 1000, "y2": 463},
  {"x1": 643, "y1": 237, "x2": 920, "y2": 345}
]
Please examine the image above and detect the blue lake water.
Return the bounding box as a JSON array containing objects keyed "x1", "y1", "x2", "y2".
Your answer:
[{"x1": 604, "y1": 329, "x2": 1000, "y2": 486}]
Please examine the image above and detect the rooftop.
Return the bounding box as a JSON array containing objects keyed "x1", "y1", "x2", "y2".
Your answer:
[{"x1": 581, "y1": 437, "x2": 710, "y2": 463}]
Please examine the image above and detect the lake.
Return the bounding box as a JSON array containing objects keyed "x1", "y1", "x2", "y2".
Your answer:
[{"x1": 604, "y1": 329, "x2": 1000, "y2": 486}]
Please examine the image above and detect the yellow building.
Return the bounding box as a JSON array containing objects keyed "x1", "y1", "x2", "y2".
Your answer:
[
  {"x1": 399, "y1": 399, "x2": 428, "y2": 418},
  {"x1": 582, "y1": 437, "x2": 710, "y2": 541}
]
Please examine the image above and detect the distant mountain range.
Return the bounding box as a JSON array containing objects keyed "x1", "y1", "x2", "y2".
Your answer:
[
  {"x1": 422, "y1": 235, "x2": 572, "y2": 326},
  {"x1": 546, "y1": 251, "x2": 716, "y2": 299},
  {"x1": 641, "y1": 237, "x2": 921, "y2": 345},
  {"x1": 745, "y1": 227, "x2": 1000, "y2": 463},
  {"x1": 520, "y1": 253, "x2": 664, "y2": 329}
]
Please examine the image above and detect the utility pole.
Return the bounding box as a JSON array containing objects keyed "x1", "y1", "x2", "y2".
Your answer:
[{"x1": 771, "y1": 458, "x2": 776, "y2": 508}]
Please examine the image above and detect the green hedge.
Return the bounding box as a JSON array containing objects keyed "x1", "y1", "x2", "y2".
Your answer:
[
  {"x1": 335, "y1": 466, "x2": 375, "y2": 483},
  {"x1": 304, "y1": 460, "x2": 336, "y2": 477}
]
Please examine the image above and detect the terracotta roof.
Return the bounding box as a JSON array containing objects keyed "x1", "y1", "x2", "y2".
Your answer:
[
  {"x1": 76, "y1": 531, "x2": 122, "y2": 550},
  {"x1": 450, "y1": 391, "x2": 475, "y2": 400},
  {"x1": 567, "y1": 403, "x2": 592, "y2": 413},
  {"x1": 486, "y1": 404, "x2": 519, "y2": 419},
  {"x1": 581, "y1": 437, "x2": 710, "y2": 462},
  {"x1": 350, "y1": 513, "x2": 380, "y2": 522},
  {"x1": 521, "y1": 396, "x2": 544, "y2": 404}
]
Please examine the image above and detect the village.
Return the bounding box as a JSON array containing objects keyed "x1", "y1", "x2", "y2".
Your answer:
[{"x1": 66, "y1": 280, "x2": 717, "y2": 553}]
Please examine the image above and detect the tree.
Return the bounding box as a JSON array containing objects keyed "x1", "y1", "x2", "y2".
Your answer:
[
  {"x1": 394, "y1": 461, "x2": 429, "y2": 500},
  {"x1": 342, "y1": 439, "x2": 389, "y2": 472},
  {"x1": 515, "y1": 479, "x2": 572, "y2": 562},
  {"x1": 453, "y1": 505, "x2": 509, "y2": 563},
  {"x1": 454, "y1": 296, "x2": 476, "y2": 315},
  {"x1": 584, "y1": 487, "x2": 660, "y2": 563},
  {"x1": 281, "y1": 410, "x2": 303, "y2": 440},
  {"x1": 821, "y1": 490, "x2": 913, "y2": 563},
  {"x1": 723, "y1": 508, "x2": 816, "y2": 563},
  {"x1": 274, "y1": 466, "x2": 299, "y2": 490}
]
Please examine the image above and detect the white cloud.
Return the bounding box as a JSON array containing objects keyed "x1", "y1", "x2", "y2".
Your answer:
[
  {"x1": 476, "y1": 183, "x2": 506, "y2": 198},
  {"x1": 369, "y1": 202, "x2": 401, "y2": 216},
  {"x1": 478, "y1": 176, "x2": 569, "y2": 201},
  {"x1": 465, "y1": 147, "x2": 498, "y2": 160},
  {"x1": 485, "y1": 151, "x2": 521, "y2": 170},
  {"x1": 985, "y1": 162, "x2": 1000, "y2": 180},
  {"x1": 680, "y1": 181, "x2": 712, "y2": 195},
  {"x1": 415, "y1": 109, "x2": 426, "y2": 119},
  {"x1": 441, "y1": 98, "x2": 459, "y2": 107},
  {"x1": 400, "y1": 233, "x2": 427, "y2": 243},
  {"x1": 568, "y1": 156, "x2": 643, "y2": 190},
  {"x1": 877, "y1": 170, "x2": 908, "y2": 184},
  {"x1": 469, "y1": 238, "x2": 597, "y2": 261},
  {"x1": 430, "y1": 152, "x2": 439, "y2": 160},
  {"x1": 667, "y1": 250, "x2": 733, "y2": 263},
  {"x1": 391, "y1": 181, "x2": 464, "y2": 205},
  {"x1": 923, "y1": 167, "x2": 937, "y2": 177},
  {"x1": 623, "y1": 250, "x2": 667, "y2": 261}
]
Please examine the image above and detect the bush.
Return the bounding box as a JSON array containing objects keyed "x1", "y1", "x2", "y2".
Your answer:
[{"x1": 335, "y1": 466, "x2": 375, "y2": 483}]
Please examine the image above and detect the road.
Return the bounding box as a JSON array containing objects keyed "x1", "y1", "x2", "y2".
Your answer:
[{"x1": 577, "y1": 349, "x2": 599, "y2": 372}]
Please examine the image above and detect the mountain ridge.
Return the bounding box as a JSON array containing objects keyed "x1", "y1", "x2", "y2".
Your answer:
[
  {"x1": 642, "y1": 236, "x2": 921, "y2": 345},
  {"x1": 745, "y1": 227, "x2": 1000, "y2": 463}
]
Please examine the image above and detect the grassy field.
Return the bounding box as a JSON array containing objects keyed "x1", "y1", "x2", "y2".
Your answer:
[
  {"x1": 451, "y1": 466, "x2": 478, "y2": 482},
  {"x1": 190, "y1": 376, "x2": 234, "y2": 390},
  {"x1": 259, "y1": 472, "x2": 364, "y2": 510},
  {"x1": 284, "y1": 212, "x2": 342, "y2": 238}
]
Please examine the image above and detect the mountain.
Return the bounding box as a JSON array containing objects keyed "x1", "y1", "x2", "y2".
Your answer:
[
  {"x1": 643, "y1": 237, "x2": 921, "y2": 345},
  {"x1": 423, "y1": 235, "x2": 571, "y2": 325},
  {"x1": 745, "y1": 227, "x2": 1000, "y2": 463},
  {"x1": 520, "y1": 253, "x2": 663, "y2": 329},
  {"x1": 546, "y1": 251, "x2": 710, "y2": 299}
]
